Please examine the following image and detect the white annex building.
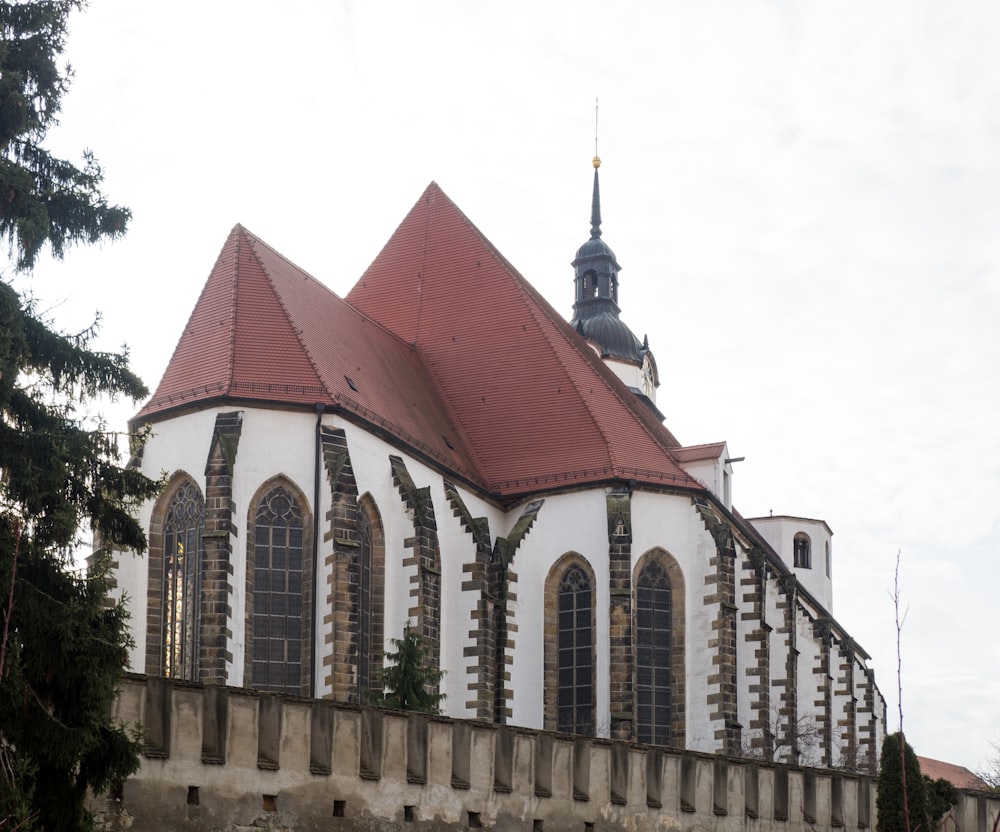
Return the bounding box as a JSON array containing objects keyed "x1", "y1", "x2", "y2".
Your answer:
[{"x1": 113, "y1": 160, "x2": 885, "y2": 770}]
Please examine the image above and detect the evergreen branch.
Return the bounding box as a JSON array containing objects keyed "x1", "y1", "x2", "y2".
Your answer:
[{"x1": 0, "y1": 521, "x2": 18, "y2": 681}]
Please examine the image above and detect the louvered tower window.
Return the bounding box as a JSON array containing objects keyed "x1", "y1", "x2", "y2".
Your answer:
[
  {"x1": 252, "y1": 485, "x2": 305, "y2": 693},
  {"x1": 163, "y1": 481, "x2": 204, "y2": 680},
  {"x1": 636, "y1": 559, "x2": 672, "y2": 745},
  {"x1": 557, "y1": 565, "x2": 594, "y2": 735}
]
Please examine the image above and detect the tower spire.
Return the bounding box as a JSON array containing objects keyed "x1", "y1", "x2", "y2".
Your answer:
[
  {"x1": 590, "y1": 156, "x2": 603, "y2": 240},
  {"x1": 569, "y1": 126, "x2": 660, "y2": 407},
  {"x1": 591, "y1": 98, "x2": 602, "y2": 239},
  {"x1": 570, "y1": 150, "x2": 638, "y2": 361}
]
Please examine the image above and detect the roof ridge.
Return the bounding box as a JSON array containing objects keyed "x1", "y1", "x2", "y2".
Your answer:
[
  {"x1": 677, "y1": 440, "x2": 727, "y2": 451},
  {"x1": 241, "y1": 228, "x2": 454, "y2": 403},
  {"x1": 489, "y1": 234, "x2": 698, "y2": 487},
  {"x1": 242, "y1": 233, "x2": 334, "y2": 402},
  {"x1": 520, "y1": 284, "x2": 617, "y2": 468},
  {"x1": 391, "y1": 186, "x2": 494, "y2": 487},
  {"x1": 424, "y1": 184, "x2": 699, "y2": 489},
  {"x1": 415, "y1": 184, "x2": 617, "y2": 471},
  {"x1": 237, "y1": 224, "x2": 333, "y2": 294},
  {"x1": 344, "y1": 182, "x2": 702, "y2": 496},
  {"x1": 227, "y1": 229, "x2": 243, "y2": 397},
  {"x1": 239, "y1": 216, "x2": 456, "y2": 362}
]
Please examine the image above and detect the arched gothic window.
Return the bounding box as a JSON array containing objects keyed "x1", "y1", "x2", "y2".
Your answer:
[
  {"x1": 250, "y1": 484, "x2": 305, "y2": 693},
  {"x1": 162, "y1": 480, "x2": 204, "y2": 680},
  {"x1": 557, "y1": 564, "x2": 594, "y2": 735},
  {"x1": 794, "y1": 533, "x2": 811, "y2": 569},
  {"x1": 357, "y1": 504, "x2": 375, "y2": 695},
  {"x1": 632, "y1": 548, "x2": 686, "y2": 748},
  {"x1": 636, "y1": 559, "x2": 672, "y2": 745},
  {"x1": 350, "y1": 495, "x2": 385, "y2": 703}
]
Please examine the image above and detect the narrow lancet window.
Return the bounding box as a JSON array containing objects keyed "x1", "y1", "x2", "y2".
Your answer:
[
  {"x1": 163, "y1": 481, "x2": 204, "y2": 679},
  {"x1": 636, "y1": 559, "x2": 672, "y2": 745},
  {"x1": 358, "y1": 505, "x2": 374, "y2": 695},
  {"x1": 557, "y1": 565, "x2": 594, "y2": 735},
  {"x1": 252, "y1": 485, "x2": 305, "y2": 693}
]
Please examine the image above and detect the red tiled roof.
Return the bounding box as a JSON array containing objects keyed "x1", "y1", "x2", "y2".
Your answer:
[
  {"x1": 136, "y1": 225, "x2": 482, "y2": 480},
  {"x1": 918, "y1": 756, "x2": 989, "y2": 791},
  {"x1": 139, "y1": 184, "x2": 704, "y2": 499},
  {"x1": 347, "y1": 183, "x2": 699, "y2": 495},
  {"x1": 673, "y1": 442, "x2": 727, "y2": 463}
]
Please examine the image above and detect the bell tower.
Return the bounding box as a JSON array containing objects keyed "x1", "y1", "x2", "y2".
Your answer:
[{"x1": 569, "y1": 157, "x2": 659, "y2": 406}]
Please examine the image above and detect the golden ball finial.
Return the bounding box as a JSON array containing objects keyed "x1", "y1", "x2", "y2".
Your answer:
[{"x1": 592, "y1": 155, "x2": 601, "y2": 169}]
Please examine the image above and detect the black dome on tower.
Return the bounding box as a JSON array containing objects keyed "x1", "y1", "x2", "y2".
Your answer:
[{"x1": 569, "y1": 157, "x2": 644, "y2": 365}]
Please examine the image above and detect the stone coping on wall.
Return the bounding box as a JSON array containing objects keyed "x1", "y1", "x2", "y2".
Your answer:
[{"x1": 93, "y1": 675, "x2": 996, "y2": 832}]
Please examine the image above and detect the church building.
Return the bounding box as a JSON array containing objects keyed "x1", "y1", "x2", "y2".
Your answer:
[{"x1": 113, "y1": 159, "x2": 885, "y2": 771}]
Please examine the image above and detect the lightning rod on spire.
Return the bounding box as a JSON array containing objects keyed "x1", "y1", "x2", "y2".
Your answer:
[
  {"x1": 595, "y1": 97, "x2": 599, "y2": 155},
  {"x1": 593, "y1": 97, "x2": 601, "y2": 169}
]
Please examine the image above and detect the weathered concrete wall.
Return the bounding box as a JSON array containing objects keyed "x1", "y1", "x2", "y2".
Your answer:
[{"x1": 89, "y1": 675, "x2": 956, "y2": 832}]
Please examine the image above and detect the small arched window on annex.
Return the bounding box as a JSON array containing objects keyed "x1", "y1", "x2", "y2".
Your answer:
[
  {"x1": 633, "y1": 548, "x2": 686, "y2": 747},
  {"x1": 245, "y1": 476, "x2": 313, "y2": 696},
  {"x1": 793, "y1": 533, "x2": 812, "y2": 569},
  {"x1": 146, "y1": 471, "x2": 205, "y2": 680},
  {"x1": 543, "y1": 553, "x2": 597, "y2": 735},
  {"x1": 355, "y1": 493, "x2": 386, "y2": 703}
]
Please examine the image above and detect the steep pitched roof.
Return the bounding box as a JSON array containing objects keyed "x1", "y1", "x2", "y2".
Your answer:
[
  {"x1": 135, "y1": 225, "x2": 482, "y2": 480},
  {"x1": 347, "y1": 183, "x2": 699, "y2": 495},
  {"x1": 138, "y1": 185, "x2": 703, "y2": 499}
]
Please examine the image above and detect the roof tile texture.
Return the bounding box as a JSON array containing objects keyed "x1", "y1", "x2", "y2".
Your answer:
[
  {"x1": 347, "y1": 183, "x2": 698, "y2": 494},
  {"x1": 140, "y1": 184, "x2": 702, "y2": 499}
]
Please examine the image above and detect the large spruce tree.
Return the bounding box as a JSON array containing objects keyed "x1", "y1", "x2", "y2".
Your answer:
[{"x1": 0, "y1": 2, "x2": 160, "y2": 830}]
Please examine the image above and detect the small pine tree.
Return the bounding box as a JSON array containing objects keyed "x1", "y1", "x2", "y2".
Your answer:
[
  {"x1": 924, "y1": 776, "x2": 958, "y2": 830},
  {"x1": 370, "y1": 623, "x2": 445, "y2": 714},
  {"x1": 878, "y1": 732, "x2": 931, "y2": 832}
]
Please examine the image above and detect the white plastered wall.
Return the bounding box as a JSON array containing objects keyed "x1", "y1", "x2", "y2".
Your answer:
[
  {"x1": 630, "y1": 490, "x2": 717, "y2": 752},
  {"x1": 795, "y1": 608, "x2": 822, "y2": 766},
  {"x1": 748, "y1": 516, "x2": 834, "y2": 614},
  {"x1": 326, "y1": 416, "x2": 512, "y2": 715},
  {"x1": 505, "y1": 489, "x2": 609, "y2": 733},
  {"x1": 123, "y1": 404, "x2": 488, "y2": 698}
]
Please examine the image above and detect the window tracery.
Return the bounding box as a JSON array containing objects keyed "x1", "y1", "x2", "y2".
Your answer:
[
  {"x1": 162, "y1": 480, "x2": 204, "y2": 679},
  {"x1": 636, "y1": 559, "x2": 672, "y2": 745},
  {"x1": 556, "y1": 564, "x2": 594, "y2": 735},
  {"x1": 251, "y1": 484, "x2": 305, "y2": 693}
]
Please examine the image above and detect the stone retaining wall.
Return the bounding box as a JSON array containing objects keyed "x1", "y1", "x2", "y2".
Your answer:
[{"x1": 93, "y1": 675, "x2": 995, "y2": 832}]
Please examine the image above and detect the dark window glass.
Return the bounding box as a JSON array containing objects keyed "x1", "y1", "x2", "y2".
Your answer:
[
  {"x1": 794, "y1": 534, "x2": 811, "y2": 569},
  {"x1": 357, "y1": 506, "x2": 374, "y2": 696},
  {"x1": 636, "y1": 560, "x2": 672, "y2": 746},
  {"x1": 163, "y1": 481, "x2": 204, "y2": 680},
  {"x1": 251, "y1": 485, "x2": 304, "y2": 693},
  {"x1": 556, "y1": 565, "x2": 593, "y2": 735}
]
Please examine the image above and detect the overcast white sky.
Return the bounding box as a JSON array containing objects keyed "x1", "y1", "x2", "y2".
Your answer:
[{"x1": 16, "y1": 0, "x2": 999, "y2": 773}]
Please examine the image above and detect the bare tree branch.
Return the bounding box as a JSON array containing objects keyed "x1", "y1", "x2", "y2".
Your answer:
[{"x1": 892, "y1": 550, "x2": 912, "y2": 832}]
